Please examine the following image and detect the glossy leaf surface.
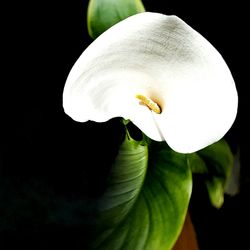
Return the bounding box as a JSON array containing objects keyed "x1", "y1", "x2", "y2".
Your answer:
[{"x1": 91, "y1": 135, "x2": 192, "y2": 250}]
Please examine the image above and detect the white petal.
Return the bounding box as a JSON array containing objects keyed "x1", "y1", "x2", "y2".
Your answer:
[{"x1": 63, "y1": 12, "x2": 237, "y2": 153}]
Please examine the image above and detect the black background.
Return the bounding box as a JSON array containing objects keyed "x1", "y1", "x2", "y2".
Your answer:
[{"x1": 1, "y1": 1, "x2": 249, "y2": 249}]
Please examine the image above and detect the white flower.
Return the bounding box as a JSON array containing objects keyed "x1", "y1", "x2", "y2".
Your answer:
[{"x1": 63, "y1": 12, "x2": 238, "y2": 153}]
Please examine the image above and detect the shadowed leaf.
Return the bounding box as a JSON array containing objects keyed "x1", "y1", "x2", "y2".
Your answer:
[{"x1": 188, "y1": 139, "x2": 234, "y2": 208}]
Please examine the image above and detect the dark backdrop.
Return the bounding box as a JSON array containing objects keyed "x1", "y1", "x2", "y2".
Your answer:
[{"x1": 2, "y1": 1, "x2": 248, "y2": 249}]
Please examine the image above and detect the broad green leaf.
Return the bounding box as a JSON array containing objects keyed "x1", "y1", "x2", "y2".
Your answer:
[
  {"x1": 87, "y1": 0, "x2": 145, "y2": 39},
  {"x1": 91, "y1": 134, "x2": 192, "y2": 250},
  {"x1": 188, "y1": 139, "x2": 234, "y2": 208},
  {"x1": 95, "y1": 132, "x2": 148, "y2": 230}
]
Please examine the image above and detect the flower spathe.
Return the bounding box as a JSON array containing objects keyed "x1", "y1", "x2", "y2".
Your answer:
[{"x1": 63, "y1": 12, "x2": 238, "y2": 153}]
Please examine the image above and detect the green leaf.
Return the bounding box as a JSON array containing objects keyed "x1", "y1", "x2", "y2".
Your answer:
[
  {"x1": 91, "y1": 135, "x2": 192, "y2": 250},
  {"x1": 95, "y1": 132, "x2": 148, "y2": 231},
  {"x1": 206, "y1": 177, "x2": 225, "y2": 209},
  {"x1": 197, "y1": 139, "x2": 234, "y2": 181},
  {"x1": 87, "y1": 0, "x2": 145, "y2": 39},
  {"x1": 188, "y1": 139, "x2": 234, "y2": 208},
  {"x1": 187, "y1": 153, "x2": 207, "y2": 174}
]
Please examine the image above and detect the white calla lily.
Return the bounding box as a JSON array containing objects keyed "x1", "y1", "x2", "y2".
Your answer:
[{"x1": 63, "y1": 12, "x2": 238, "y2": 153}]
